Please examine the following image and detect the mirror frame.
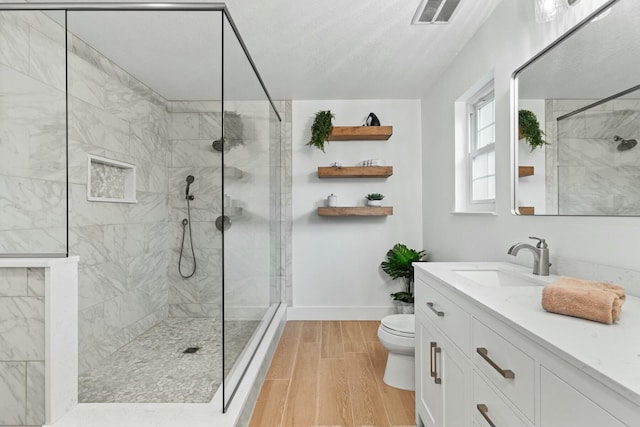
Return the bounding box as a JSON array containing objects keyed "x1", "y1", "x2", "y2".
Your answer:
[{"x1": 510, "y1": 0, "x2": 621, "y2": 216}]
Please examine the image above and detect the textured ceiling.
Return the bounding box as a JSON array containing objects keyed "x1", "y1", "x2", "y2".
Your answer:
[
  {"x1": 224, "y1": 0, "x2": 502, "y2": 100},
  {"x1": 64, "y1": 0, "x2": 502, "y2": 100}
]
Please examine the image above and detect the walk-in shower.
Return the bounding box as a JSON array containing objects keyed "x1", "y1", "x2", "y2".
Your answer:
[{"x1": 0, "y1": 2, "x2": 284, "y2": 419}]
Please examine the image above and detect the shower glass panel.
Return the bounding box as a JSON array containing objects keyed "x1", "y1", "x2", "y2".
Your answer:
[
  {"x1": 222, "y1": 14, "x2": 282, "y2": 407},
  {"x1": 555, "y1": 88, "x2": 640, "y2": 215},
  {"x1": 0, "y1": 10, "x2": 67, "y2": 257},
  {"x1": 64, "y1": 9, "x2": 227, "y2": 405},
  {"x1": 0, "y1": 3, "x2": 282, "y2": 412}
]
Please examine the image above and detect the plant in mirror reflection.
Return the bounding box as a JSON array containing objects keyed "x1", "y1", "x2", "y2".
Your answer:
[{"x1": 519, "y1": 109, "x2": 547, "y2": 151}]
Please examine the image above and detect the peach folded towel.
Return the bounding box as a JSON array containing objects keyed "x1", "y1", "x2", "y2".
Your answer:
[
  {"x1": 541, "y1": 285, "x2": 623, "y2": 324},
  {"x1": 550, "y1": 276, "x2": 626, "y2": 301}
]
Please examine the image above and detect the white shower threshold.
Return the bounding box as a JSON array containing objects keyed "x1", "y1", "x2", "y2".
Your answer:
[{"x1": 46, "y1": 304, "x2": 287, "y2": 427}]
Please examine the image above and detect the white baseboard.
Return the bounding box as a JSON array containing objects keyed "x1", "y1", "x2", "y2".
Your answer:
[{"x1": 286, "y1": 306, "x2": 396, "y2": 320}]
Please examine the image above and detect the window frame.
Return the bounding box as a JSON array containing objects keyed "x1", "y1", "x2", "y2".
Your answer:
[{"x1": 467, "y1": 84, "x2": 496, "y2": 209}]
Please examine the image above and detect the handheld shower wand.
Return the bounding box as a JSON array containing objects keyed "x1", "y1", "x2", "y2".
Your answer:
[
  {"x1": 179, "y1": 175, "x2": 196, "y2": 278},
  {"x1": 185, "y1": 175, "x2": 195, "y2": 200}
]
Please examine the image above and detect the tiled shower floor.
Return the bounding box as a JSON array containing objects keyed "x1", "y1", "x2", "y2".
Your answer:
[{"x1": 78, "y1": 318, "x2": 260, "y2": 403}]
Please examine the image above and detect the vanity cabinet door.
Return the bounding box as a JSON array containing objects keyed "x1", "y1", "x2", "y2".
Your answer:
[
  {"x1": 540, "y1": 367, "x2": 625, "y2": 427},
  {"x1": 417, "y1": 316, "x2": 442, "y2": 427},
  {"x1": 416, "y1": 312, "x2": 471, "y2": 427}
]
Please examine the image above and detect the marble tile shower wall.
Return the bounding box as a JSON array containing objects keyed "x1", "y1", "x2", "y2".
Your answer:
[
  {"x1": 0, "y1": 268, "x2": 45, "y2": 427},
  {"x1": 223, "y1": 101, "x2": 277, "y2": 319},
  {"x1": 274, "y1": 100, "x2": 292, "y2": 306},
  {"x1": 0, "y1": 11, "x2": 67, "y2": 254},
  {"x1": 67, "y1": 34, "x2": 170, "y2": 373},
  {"x1": 545, "y1": 98, "x2": 640, "y2": 215},
  {"x1": 166, "y1": 100, "x2": 286, "y2": 319},
  {"x1": 166, "y1": 101, "x2": 223, "y2": 318}
]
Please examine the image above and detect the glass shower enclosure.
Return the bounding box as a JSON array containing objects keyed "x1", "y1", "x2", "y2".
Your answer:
[{"x1": 0, "y1": 4, "x2": 282, "y2": 411}]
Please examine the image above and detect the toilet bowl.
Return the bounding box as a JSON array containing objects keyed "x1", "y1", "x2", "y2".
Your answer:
[{"x1": 377, "y1": 314, "x2": 415, "y2": 391}]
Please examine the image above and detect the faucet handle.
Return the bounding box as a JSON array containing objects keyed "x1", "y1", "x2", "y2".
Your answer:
[{"x1": 528, "y1": 236, "x2": 547, "y2": 249}]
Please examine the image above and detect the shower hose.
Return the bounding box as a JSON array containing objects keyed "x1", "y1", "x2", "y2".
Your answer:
[{"x1": 178, "y1": 198, "x2": 196, "y2": 278}]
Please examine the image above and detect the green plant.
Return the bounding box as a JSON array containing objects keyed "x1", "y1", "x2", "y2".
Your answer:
[
  {"x1": 381, "y1": 243, "x2": 427, "y2": 303},
  {"x1": 518, "y1": 109, "x2": 547, "y2": 151},
  {"x1": 307, "y1": 110, "x2": 334, "y2": 152},
  {"x1": 366, "y1": 193, "x2": 385, "y2": 201}
]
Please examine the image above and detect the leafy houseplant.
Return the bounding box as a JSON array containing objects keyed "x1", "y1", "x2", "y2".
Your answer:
[
  {"x1": 518, "y1": 109, "x2": 547, "y2": 151},
  {"x1": 366, "y1": 193, "x2": 384, "y2": 206},
  {"x1": 307, "y1": 110, "x2": 334, "y2": 152},
  {"x1": 381, "y1": 243, "x2": 427, "y2": 306}
]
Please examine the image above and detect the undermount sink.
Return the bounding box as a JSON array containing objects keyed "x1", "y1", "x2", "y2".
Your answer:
[{"x1": 452, "y1": 269, "x2": 544, "y2": 287}]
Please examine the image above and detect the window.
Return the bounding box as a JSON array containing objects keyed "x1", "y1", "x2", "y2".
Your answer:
[
  {"x1": 453, "y1": 77, "x2": 495, "y2": 213},
  {"x1": 469, "y1": 89, "x2": 495, "y2": 204}
]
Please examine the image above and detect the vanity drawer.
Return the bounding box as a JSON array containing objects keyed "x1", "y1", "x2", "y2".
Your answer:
[
  {"x1": 473, "y1": 372, "x2": 532, "y2": 427},
  {"x1": 416, "y1": 278, "x2": 471, "y2": 357},
  {"x1": 473, "y1": 319, "x2": 535, "y2": 422}
]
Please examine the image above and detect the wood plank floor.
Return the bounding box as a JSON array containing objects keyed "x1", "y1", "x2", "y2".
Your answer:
[{"x1": 249, "y1": 321, "x2": 416, "y2": 427}]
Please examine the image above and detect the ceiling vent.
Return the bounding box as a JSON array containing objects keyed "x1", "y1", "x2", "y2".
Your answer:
[{"x1": 412, "y1": 0, "x2": 462, "y2": 24}]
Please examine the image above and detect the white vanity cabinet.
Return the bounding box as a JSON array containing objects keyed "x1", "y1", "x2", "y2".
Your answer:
[
  {"x1": 416, "y1": 308, "x2": 470, "y2": 427},
  {"x1": 415, "y1": 276, "x2": 472, "y2": 427},
  {"x1": 414, "y1": 264, "x2": 638, "y2": 427}
]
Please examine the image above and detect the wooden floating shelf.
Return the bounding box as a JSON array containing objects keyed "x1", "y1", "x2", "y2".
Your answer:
[
  {"x1": 317, "y1": 207, "x2": 393, "y2": 217},
  {"x1": 518, "y1": 206, "x2": 535, "y2": 215},
  {"x1": 518, "y1": 166, "x2": 534, "y2": 178},
  {"x1": 317, "y1": 166, "x2": 393, "y2": 178},
  {"x1": 328, "y1": 126, "x2": 393, "y2": 141}
]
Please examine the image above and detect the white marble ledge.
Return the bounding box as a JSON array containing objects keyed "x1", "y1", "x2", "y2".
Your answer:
[
  {"x1": 415, "y1": 262, "x2": 640, "y2": 407},
  {"x1": 0, "y1": 256, "x2": 79, "y2": 268}
]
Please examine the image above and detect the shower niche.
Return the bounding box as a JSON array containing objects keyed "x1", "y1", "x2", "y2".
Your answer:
[{"x1": 86, "y1": 154, "x2": 137, "y2": 203}]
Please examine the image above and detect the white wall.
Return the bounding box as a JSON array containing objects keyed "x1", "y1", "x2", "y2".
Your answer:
[
  {"x1": 291, "y1": 100, "x2": 423, "y2": 319},
  {"x1": 421, "y1": 0, "x2": 640, "y2": 297}
]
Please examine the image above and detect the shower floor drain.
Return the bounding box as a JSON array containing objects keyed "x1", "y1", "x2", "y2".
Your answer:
[{"x1": 183, "y1": 347, "x2": 201, "y2": 354}]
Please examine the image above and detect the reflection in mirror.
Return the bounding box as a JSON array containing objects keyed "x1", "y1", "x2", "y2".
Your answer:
[{"x1": 513, "y1": 0, "x2": 640, "y2": 216}]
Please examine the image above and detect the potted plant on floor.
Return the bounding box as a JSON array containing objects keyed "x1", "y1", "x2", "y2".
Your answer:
[
  {"x1": 306, "y1": 110, "x2": 334, "y2": 152},
  {"x1": 366, "y1": 193, "x2": 384, "y2": 206},
  {"x1": 381, "y1": 243, "x2": 427, "y2": 314},
  {"x1": 518, "y1": 109, "x2": 547, "y2": 151}
]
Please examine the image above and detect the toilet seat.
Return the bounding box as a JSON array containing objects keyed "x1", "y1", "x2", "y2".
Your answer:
[{"x1": 381, "y1": 314, "x2": 415, "y2": 338}]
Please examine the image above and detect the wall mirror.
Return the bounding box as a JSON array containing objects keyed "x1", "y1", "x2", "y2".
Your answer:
[{"x1": 512, "y1": 0, "x2": 640, "y2": 216}]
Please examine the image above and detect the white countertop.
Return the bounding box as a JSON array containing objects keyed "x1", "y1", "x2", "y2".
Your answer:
[{"x1": 415, "y1": 262, "x2": 640, "y2": 407}]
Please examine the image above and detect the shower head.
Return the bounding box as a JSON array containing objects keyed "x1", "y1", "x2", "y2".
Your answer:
[
  {"x1": 613, "y1": 136, "x2": 638, "y2": 151},
  {"x1": 212, "y1": 138, "x2": 225, "y2": 152},
  {"x1": 185, "y1": 175, "x2": 195, "y2": 200}
]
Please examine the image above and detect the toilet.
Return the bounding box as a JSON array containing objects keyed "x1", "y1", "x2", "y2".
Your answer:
[{"x1": 377, "y1": 313, "x2": 415, "y2": 391}]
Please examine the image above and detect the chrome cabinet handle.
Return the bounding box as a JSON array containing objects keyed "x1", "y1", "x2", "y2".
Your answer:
[
  {"x1": 476, "y1": 347, "x2": 515, "y2": 379},
  {"x1": 430, "y1": 341, "x2": 442, "y2": 384},
  {"x1": 426, "y1": 302, "x2": 445, "y2": 317},
  {"x1": 477, "y1": 404, "x2": 496, "y2": 427}
]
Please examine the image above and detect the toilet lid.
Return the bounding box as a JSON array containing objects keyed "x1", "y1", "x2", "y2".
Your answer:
[{"x1": 381, "y1": 314, "x2": 415, "y2": 335}]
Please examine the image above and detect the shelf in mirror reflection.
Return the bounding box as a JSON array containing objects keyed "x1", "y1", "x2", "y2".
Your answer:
[
  {"x1": 518, "y1": 206, "x2": 535, "y2": 215},
  {"x1": 518, "y1": 166, "x2": 534, "y2": 178}
]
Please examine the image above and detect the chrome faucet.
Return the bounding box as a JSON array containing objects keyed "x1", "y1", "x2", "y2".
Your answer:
[{"x1": 507, "y1": 237, "x2": 550, "y2": 276}]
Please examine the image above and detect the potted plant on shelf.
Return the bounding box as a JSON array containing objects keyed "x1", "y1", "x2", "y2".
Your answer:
[
  {"x1": 518, "y1": 109, "x2": 547, "y2": 151},
  {"x1": 381, "y1": 243, "x2": 427, "y2": 314},
  {"x1": 366, "y1": 193, "x2": 384, "y2": 206},
  {"x1": 307, "y1": 110, "x2": 334, "y2": 152}
]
